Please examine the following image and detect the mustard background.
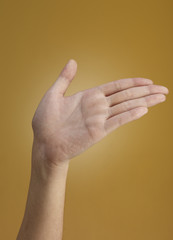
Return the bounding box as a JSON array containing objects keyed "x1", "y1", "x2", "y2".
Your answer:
[{"x1": 0, "y1": 0, "x2": 173, "y2": 239}]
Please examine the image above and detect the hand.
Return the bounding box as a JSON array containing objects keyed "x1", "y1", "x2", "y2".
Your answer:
[{"x1": 31, "y1": 59, "x2": 169, "y2": 168}]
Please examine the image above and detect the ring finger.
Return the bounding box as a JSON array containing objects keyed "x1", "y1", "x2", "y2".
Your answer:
[{"x1": 108, "y1": 93, "x2": 166, "y2": 119}]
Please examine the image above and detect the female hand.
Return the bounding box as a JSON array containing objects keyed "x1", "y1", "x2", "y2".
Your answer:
[{"x1": 31, "y1": 59, "x2": 169, "y2": 168}]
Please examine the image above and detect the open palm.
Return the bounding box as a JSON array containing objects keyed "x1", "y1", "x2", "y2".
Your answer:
[{"x1": 32, "y1": 59, "x2": 168, "y2": 167}]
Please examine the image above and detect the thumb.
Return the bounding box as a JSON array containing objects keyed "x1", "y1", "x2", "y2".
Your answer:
[{"x1": 52, "y1": 59, "x2": 77, "y2": 95}]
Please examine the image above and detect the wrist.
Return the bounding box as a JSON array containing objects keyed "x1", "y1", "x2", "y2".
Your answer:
[{"x1": 31, "y1": 138, "x2": 70, "y2": 182}]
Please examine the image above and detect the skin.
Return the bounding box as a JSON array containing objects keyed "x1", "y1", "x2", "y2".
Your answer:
[{"x1": 16, "y1": 59, "x2": 169, "y2": 240}]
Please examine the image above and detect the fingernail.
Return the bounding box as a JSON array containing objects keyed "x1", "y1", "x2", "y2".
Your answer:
[
  {"x1": 144, "y1": 79, "x2": 153, "y2": 84},
  {"x1": 148, "y1": 79, "x2": 153, "y2": 84},
  {"x1": 165, "y1": 87, "x2": 169, "y2": 94},
  {"x1": 160, "y1": 95, "x2": 166, "y2": 102},
  {"x1": 142, "y1": 108, "x2": 148, "y2": 114},
  {"x1": 138, "y1": 107, "x2": 148, "y2": 117}
]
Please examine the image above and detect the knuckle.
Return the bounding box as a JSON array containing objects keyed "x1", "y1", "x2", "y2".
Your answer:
[
  {"x1": 122, "y1": 101, "x2": 129, "y2": 111},
  {"x1": 106, "y1": 96, "x2": 112, "y2": 107},
  {"x1": 114, "y1": 80, "x2": 121, "y2": 91},
  {"x1": 130, "y1": 108, "x2": 137, "y2": 118},
  {"x1": 147, "y1": 85, "x2": 154, "y2": 93},
  {"x1": 107, "y1": 107, "x2": 112, "y2": 118},
  {"x1": 132, "y1": 78, "x2": 138, "y2": 85},
  {"x1": 117, "y1": 116, "x2": 123, "y2": 126},
  {"x1": 143, "y1": 96, "x2": 148, "y2": 106},
  {"x1": 123, "y1": 89, "x2": 131, "y2": 99}
]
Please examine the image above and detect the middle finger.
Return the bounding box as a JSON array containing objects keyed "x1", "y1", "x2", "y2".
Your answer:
[{"x1": 107, "y1": 85, "x2": 169, "y2": 107}]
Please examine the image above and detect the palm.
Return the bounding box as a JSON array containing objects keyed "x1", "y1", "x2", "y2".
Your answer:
[
  {"x1": 32, "y1": 59, "x2": 168, "y2": 166},
  {"x1": 33, "y1": 87, "x2": 108, "y2": 162},
  {"x1": 59, "y1": 88, "x2": 108, "y2": 155}
]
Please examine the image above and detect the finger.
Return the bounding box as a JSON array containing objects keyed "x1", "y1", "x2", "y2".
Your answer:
[
  {"x1": 98, "y1": 78, "x2": 153, "y2": 96},
  {"x1": 51, "y1": 59, "x2": 77, "y2": 95},
  {"x1": 107, "y1": 85, "x2": 169, "y2": 107},
  {"x1": 105, "y1": 107, "x2": 148, "y2": 135},
  {"x1": 108, "y1": 94, "x2": 166, "y2": 119}
]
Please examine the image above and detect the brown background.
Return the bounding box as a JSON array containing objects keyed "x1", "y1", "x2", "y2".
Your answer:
[{"x1": 0, "y1": 0, "x2": 173, "y2": 239}]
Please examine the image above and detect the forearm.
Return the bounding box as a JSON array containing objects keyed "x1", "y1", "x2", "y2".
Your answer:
[{"x1": 17, "y1": 141, "x2": 69, "y2": 240}]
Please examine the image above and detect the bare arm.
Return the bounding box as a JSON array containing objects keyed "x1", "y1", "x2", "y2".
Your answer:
[
  {"x1": 17, "y1": 59, "x2": 169, "y2": 240},
  {"x1": 16, "y1": 141, "x2": 69, "y2": 240}
]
